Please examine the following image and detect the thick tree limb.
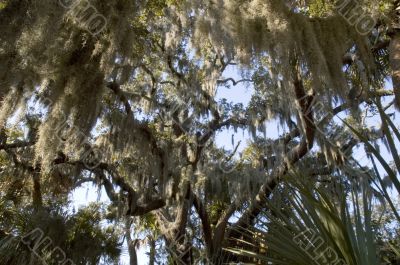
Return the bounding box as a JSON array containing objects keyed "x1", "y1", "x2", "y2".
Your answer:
[
  {"x1": 96, "y1": 162, "x2": 166, "y2": 216},
  {"x1": 217, "y1": 78, "x2": 253, "y2": 86},
  {"x1": 226, "y1": 88, "x2": 393, "y2": 238},
  {"x1": 140, "y1": 64, "x2": 157, "y2": 97},
  {"x1": 129, "y1": 199, "x2": 166, "y2": 216},
  {"x1": 0, "y1": 140, "x2": 35, "y2": 150},
  {"x1": 60, "y1": 160, "x2": 166, "y2": 216},
  {"x1": 229, "y1": 74, "x2": 316, "y2": 235},
  {"x1": 389, "y1": 30, "x2": 400, "y2": 109},
  {"x1": 107, "y1": 81, "x2": 133, "y2": 115},
  {"x1": 125, "y1": 219, "x2": 139, "y2": 265},
  {"x1": 192, "y1": 192, "x2": 213, "y2": 254}
]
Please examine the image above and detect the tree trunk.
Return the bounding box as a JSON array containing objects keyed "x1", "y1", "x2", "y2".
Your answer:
[
  {"x1": 389, "y1": 30, "x2": 400, "y2": 109},
  {"x1": 125, "y1": 220, "x2": 138, "y2": 265},
  {"x1": 32, "y1": 172, "x2": 43, "y2": 210},
  {"x1": 148, "y1": 238, "x2": 156, "y2": 265}
]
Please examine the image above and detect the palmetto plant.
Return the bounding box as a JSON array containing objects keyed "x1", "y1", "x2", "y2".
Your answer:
[
  {"x1": 226, "y1": 103, "x2": 400, "y2": 265},
  {"x1": 226, "y1": 175, "x2": 379, "y2": 264}
]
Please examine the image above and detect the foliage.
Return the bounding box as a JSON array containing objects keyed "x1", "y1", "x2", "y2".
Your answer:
[
  {"x1": 0, "y1": 0, "x2": 399, "y2": 264},
  {"x1": 227, "y1": 103, "x2": 400, "y2": 264},
  {"x1": 0, "y1": 201, "x2": 122, "y2": 265}
]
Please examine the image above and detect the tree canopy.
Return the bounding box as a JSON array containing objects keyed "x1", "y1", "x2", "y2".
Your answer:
[{"x1": 0, "y1": 0, "x2": 399, "y2": 264}]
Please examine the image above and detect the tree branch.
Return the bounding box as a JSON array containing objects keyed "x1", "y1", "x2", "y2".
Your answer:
[
  {"x1": 230, "y1": 73, "x2": 316, "y2": 234},
  {"x1": 0, "y1": 140, "x2": 35, "y2": 150},
  {"x1": 192, "y1": 192, "x2": 213, "y2": 254},
  {"x1": 217, "y1": 78, "x2": 253, "y2": 86},
  {"x1": 107, "y1": 81, "x2": 133, "y2": 115}
]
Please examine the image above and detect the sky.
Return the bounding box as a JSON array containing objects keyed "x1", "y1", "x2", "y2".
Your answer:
[
  {"x1": 70, "y1": 68, "x2": 399, "y2": 264},
  {"x1": 70, "y1": 64, "x2": 309, "y2": 264},
  {"x1": 70, "y1": 66, "x2": 258, "y2": 264}
]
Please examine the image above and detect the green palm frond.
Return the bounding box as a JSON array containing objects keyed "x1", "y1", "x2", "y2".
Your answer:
[{"x1": 226, "y1": 173, "x2": 380, "y2": 265}]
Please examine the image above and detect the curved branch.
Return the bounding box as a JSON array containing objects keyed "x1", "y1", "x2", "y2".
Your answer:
[
  {"x1": 0, "y1": 140, "x2": 35, "y2": 150},
  {"x1": 107, "y1": 81, "x2": 133, "y2": 115},
  {"x1": 230, "y1": 74, "x2": 316, "y2": 234},
  {"x1": 217, "y1": 78, "x2": 253, "y2": 86},
  {"x1": 192, "y1": 192, "x2": 213, "y2": 253}
]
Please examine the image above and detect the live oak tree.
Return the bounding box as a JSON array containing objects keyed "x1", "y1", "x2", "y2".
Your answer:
[{"x1": 0, "y1": 0, "x2": 399, "y2": 264}]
